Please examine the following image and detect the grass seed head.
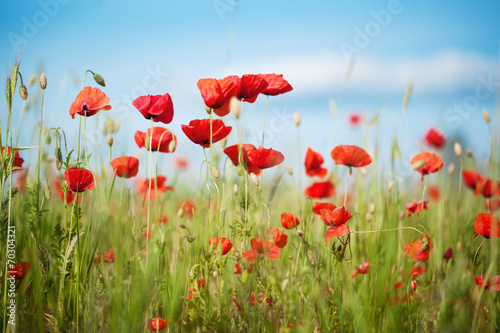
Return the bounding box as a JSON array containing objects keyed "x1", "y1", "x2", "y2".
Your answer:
[
  {"x1": 482, "y1": 109, "x2": 490, "y2": 124},
  {"x1": 107, "y1": 134, "x2": 113, "y2": 147},
  {"x1": 293, "y1": 112, "x2": 301, "y2": 126},
  {"x1": 447, "y1": 163, "x2": 455, "y2": 175},
  {"x1": 369, "y1": 203, "x2": 375, "y2": 214},
  {"x1": 210, "y1": 165, "x2": 220, "y2": 179},
  {"x1": 40, "y1": 73, "x2": 47, "y2": 90},
  {"x1": 365, "y1": 213, "x2": 372, "y2": 222},
  {"x1": 286, "y1": 164, "x2": 293, "y2": 175},
  {"x1": 454, "y1": 142, "x2": 462, "y2": 157}
]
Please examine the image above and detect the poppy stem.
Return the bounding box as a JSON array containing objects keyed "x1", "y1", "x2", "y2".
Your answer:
[
  {"x1": 108, "y1": 170, "x2": 117, "y2": 202},
  {"x1": 344, "y1": 169, "x2": 351, "y2": 207},
  {"x1": 146, "y1": 118, "x2": 155, "y2": 262},
  {"x1": 351, "y1": 227, "x2": 427, "y2": 237},
  {"x1": 261, "y1": 95, "x2": 269, "y2": 146},
  {"x1": 472, "y1": 237, "x2": 486, "y2": 267}
]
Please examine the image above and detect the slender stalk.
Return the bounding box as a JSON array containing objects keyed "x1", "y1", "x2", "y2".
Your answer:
[{"x1": 261, "y1": 95, "x2": 269, "y2": 146}]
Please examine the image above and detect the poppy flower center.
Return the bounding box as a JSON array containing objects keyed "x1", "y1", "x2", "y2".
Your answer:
[{"x1": 82, "y1": 102, "x2": 88, "y2": 111}]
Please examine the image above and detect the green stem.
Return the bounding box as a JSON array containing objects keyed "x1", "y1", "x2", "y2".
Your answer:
[{"x1": 261, "y1": 95, "x2": 269, "y2": 146}]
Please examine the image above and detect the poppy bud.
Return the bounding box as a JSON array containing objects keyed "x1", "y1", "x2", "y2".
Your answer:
[
  {"x1": 447, "y1": 163, "x2": 455, "y2": 175},
  {"x1": 210, "y1": 165, "x2": 220, "y2": 179},
  {"x1": 28, "y1": 75, "x2": 36, "y2": 86},
  {"x1": 453, "y1": 142, "x2": 462, "y2": 157},
  {"x1": 177, "y1": 209, "x2": 184, "y2": 218},
  {"x1": 230, "y1": 97, "x2": 240, "y2": 119},
  {"x1": 187, "y1": 236, "x2": 195, "y2": 243},
  {"x1": 233, "y1": 184, "x2": 238, "y2": 195},
  {"x1": 205, "y1": 105, "x2": 212, "y2": 114},
  {"x1": 250, "y1": 173, "x2": 259, "y2": 186},
  {"x1": 168, "y1": 139, "x2": 176, "y2": 153},
  {"x1": 286, "y1": 164, "x2": 293, "y2": 175},
  {"x1": 43, "y1": 128, "x2": 51, "y2": 145},
  {"x1": 420, "y1": 236, "x2": 430, "y2": 253},
  {"x1": 19, "y1": 84, "x2": 28, "y2": 100},
  {"x1": 107, "y1": 134, "x2": 113, "y2": 147},
  {"x1": 296, "y1": 229, "x2": 303, "y2": 237},
  {"x1": 466, "y1": 148, "x2": 473, "y2": 158},
  {"x1": 236, "y1": 164, "x2": 245, "y2": 177},
  {"x1": 443, "y1": 247, "x2": 453, "y2": 260},
  {"x1": 369, "y1": 203, "x2": 375, "y2": 214},
  {"x1": 104, "y1": 117, "x2": 115, "y2": 134},
  {"x1": 220, "y1": 137, "x2": 227, "y2": 149},
  {"x1": 40, "y1": 73, "x2": 47, "y2": 90},
  {"x1": 365, "y1": 213, "x2": 372, "y2": 222},
  {"x1": 483, "y1": 109, "x2": 490, "y2": 124},
  {"x1": 411, "y1": 159, "x2": 426, "y2": 170},
  {"x1": 411, "y1": 280, "x2": 417, "y2": 291},
  {"x1": 55, "y1": 147, "x2": 63, "y2": 170},
  {"x1": 93, "y1": 73, "x2": 106, "y2": 87},
  {"x1": 293, "y1": 112, "x2": 301, "y2": 126},
  {"x1": 388, "y1": 181, "x2": 394, "y2": 192}
]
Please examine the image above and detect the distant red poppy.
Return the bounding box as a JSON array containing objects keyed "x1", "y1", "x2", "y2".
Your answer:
[
  {"x1": 489, "y1": 199, "x2": 500, "y2": 212},
  {"x1": 144, "y1": 227, "x2": 153, "y2": 240},
  {"x1": 234, "y1": 263, "x2": 242, "y2": 274},
  {"x1": 474, "y1": 274, "x2": 500, "y2": 291},
  {"x1": 69, "y1": 86, "x2": 111, "y2": 119},
  {"x1": 246, "y1": 146, "x2": 284, "y2": 171},
  {"x1": 136, "y1": 176, "x2": 173, "y2": 200},
  {"x1": 225, "y1": 74, "x2": 268, "y2": 103},
  {"x1": 93, "y1": 252, "x2": 101, "y2": 264},
  {"x1": 423, "y1": 127, "x2": 446, "y2": 149},
  {"x1": 181, "y1": 119, "x2": 232, "y2": 148},
  {"x1": 312, "y1": 202, "x2": 336, "y2": 216},
  {"x1": 134, "y1": 127, "x2": 177, "y2": 153},
  {"x1": 427, "y1": 184, "x2": 441, "y2": 202},
  {"x1": 304, "y1": 180, "x2": 335, "y2": 199},
  {"x1": 409, "y1": 262, "x2": 426, "y2": 278},
  {"x1": 259, "y1": 73, "x2": 293, "y2": 96},
  {"x1": 410, "y1": 151, "x2": 444, "y2": 180},
  {"x1": 198, "y1": 279, "x2": 206, "y2": 289},
  {"x1": 305, "y1": 147, "x2": 328, "y2": 178},
  {"x1": 133, "y1": 93, "x2": 174, "y2": 124},
  {"x1": 157, "y1": 214, "x2": 168, "y2": 225},
  {"x1": 404, "y1": 235, "x2": 432, "y2": 262},
  {"x1": 474, "y1": 214, "x2": 500, "y2": 239},
  {"x1": 209, "y1": 237, "x2": 233, "y2": 255},
  {"x1": 242, "y1": 238, "x2": 281, "y2": 262},
  {"x1": 330, "y1": 145, "x2": 372, "y2": 168},
  {"x1": 179, "y1": 201, "x2": 195, "y2": 217},
  {"x1": 197, "y1": 78, "x2": 237, "y2": 117},
  {"x1": 462, "y1": 170, "x2": 500, "y2": 198},
  {"x1": 104, "y1": 248, "x2": 115, "y2": 263},
  {"x1": 443, "y1": 247, "x2": 453, "y2": 260},
  {"x1": 232, "y1": 297, "x2": 242, "y2": 311},
  {"x1": 2, "y1": 146, "x2": 24, "y2": 171},
  {"x1": 173, "y1": 156, "x2": 189, "y2": 170},
  {"x1": 346, "y1": 111, "x2": 365, "y2": 126},
  {"x1": 63, "y1": 168, "x2": 95, "y2": 192},
  {"x1": 271, "y1": 228, "x2": 288, "y2": 248},
  {"x1": 147, "y1": 317, "x2": 169, "y2": 332},
  {"x1": 280, "y1": 212, "x2": 300, "y2": 229},
  {"x1": 7, "y1": 262, "x2": 30, "y2": 280},
  {"x1": 351, "y1": 261, "x2": 370, "y2": 278},
  {"x1": 54, "y1": 180, "x2": 77, "y2": 204},
  {"x1": 14, "y1": 168, "x2": 28, "y2": 191},
  {"x1": 321, "y1": 206, "x2": 352, "y2": 245},
  {"x1": 405, "y1": 200, "x2": 429, "y2": 217},
  {"x1": 111, "y1": 156, "x2": 139, "y2": 178}
]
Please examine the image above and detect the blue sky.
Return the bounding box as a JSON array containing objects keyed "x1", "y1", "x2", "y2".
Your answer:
[{"x1": 0, "y1": 0, "x2": 499, "y2": 181}]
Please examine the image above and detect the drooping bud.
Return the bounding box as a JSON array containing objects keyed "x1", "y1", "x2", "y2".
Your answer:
[
  {"x1": 104, "y1": 117, "x2": 115, "y2": 134},
  {"x1": 236, "y1": 164, "x2": 245, "y2": 177},
  {"x1": 466, "y1": 148, "x2": 473, "y2": 158},
  {"x1": 40, "y1": 73, "x2": 47, "y2": 90},
  {"x1": 454, "y1": 142, "x2": 462, "y2": 157},
  {"x1": 293, "y1": 112, "x2": 301, "y2": 126},
  {"x1": 365, "y1": 213, "x2": 372, "y2": 222},
  {"x1": 420, "y1": 236, "x2": 430, "y2": 253},
  {"x1": 296, "y1": 229, "x2": 303, "y2": 237},
  {"x1": 168, "y1": 139, "x2": 176, "y2": 153},
  {"x1": 369, "y1": 203, "x2": 375, "y2": 214},
  {"x1": 483, "y1": 109, "x2": 490, "y2": 124},
  {"x1": 447, "y1": 163, "x2": 455, "y2": 175},
  {"x1": 410, "y1": 280, "x2": 417, "y2": 291},
  {"x1": 250, "y1": 173, "x2": 259, "y2": 186},
  {"x1": 93, "y1": 73, "x2": 106, "y2": 87},
  {"x1": 443, "y1": 247, "x2": 453, "y2": 260},
  {"x1": 205, "y1": 105, "x2": 212, "y2": 114},
  {"x1": 107, "y1": 135, "x2": 113, "y2": 147},
  {"x1": 55, "y1": 147, "x2": 63, "y2": 170},
  {"x1": 210, "y1": 166, "x2": 220, "y2": 179},
  {"x1": 19, "y1": 84, "x2": 28, "y2": 100}
]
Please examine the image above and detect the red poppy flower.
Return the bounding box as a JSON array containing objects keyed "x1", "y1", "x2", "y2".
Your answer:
[
  {"x1": 304, "y1": 180, "x2": 335, "y2": 199},
  {"x1": 404, "y1": 235, "x2": 432, "y2": 262},
  {"x1": 147, "y1": 317, "x2": 169, "y2": 332},
  {"x1": 474, "y1": 213, "x2": 500, "y2": 239},
  {"x1": 54, "y1": 180, "x2": 77, "y2": 204},
  {"x1": 111, "y1": 156, "x2": 139, "y2": 178},
  {"x1": 462, "y1": 169, "x2": 484, "y2": 191},
  {"x1": 234, "y1": 263, "x2": 242, "y2": 274},
  {"x1": 409, "y1": 262, "x2": 426, "y2": 278},
  {"x1": 259, "y1": 73, "x2": 293, "y2": 96},
  {"x1": 250, "y1": 291, "x2": 256, "y2": 306},
  {"x1": 136, "y1": 176, "x2": 173, "y2": 200},
  {"x1": 280, "y1": 212, "x2": 300, "y2": 229},
  {"x1": 405, "y1": 200, "x2": 429, "y2": 217},
  {"x1": 224, "y1": 143, "x2": 261, "y2": 176},
  {"x1": 134, "y1": 127, "x2": 177, "y2": 153},
  {"x1": 305, "y1": 147, "x2": 328, "y2": 178},
  {"x1": 7, "y1": 262, "x2": 30, "y2": 280},
  {"x1": 132, "y1": 93, "x2": 174, "y2": 124},
  {"x1": 351, "y1": 261, "x2": 370, "y2": 278},
  {"x1": 104, "y1": 248, "x2": 115, "y2": 263},
  {"x1": 69, "y1": 86, "x2": 111, "y2": 119},
  {"x1": 63, "y1": 168, "x2": 95, "y2": 192},
  {"x1": 198, "y1": 279, "x2": 206, "y2": 289},
  {"x1": 242, "y1": 238, "x2": 281, "y2": 262},
  {"x1": 271, "y1": 228, "x2": 288, "y2": 248},
  {"x1": 443, "y1": 247, "x2": 453, "y2": 260},
  {"x1": 246, "y1": 146, "x2": 284, "y2": 171},
  {"x1": 410, "y1": 151, "x2": 444, "y2": 180},
  {"x1": 346, "y1": 111, "x2": 365, "y2": 126},
  {"x1": 179, "y1": 201, "x2": 195, "y2": 217},
  {"x1": 474, "y1": 275, "x2": 500, "y2": 291},
  {"x1": 232, "y1": 297, "x2": 242, "y2": 311},
  {"x1": 427, "y1": 184, "x2": 441, "y2": 202},
  {"x1": 423, "y1": 127, "x2": 446, "y2": 149},
  {"x1": 2, "y1": 146, "x2": 24, "y2": 171},
  {"x1": 320, "y1": 206, "x2": 352, "y2": 245},
  {"x1": 93, "y1": 252, "x2": 101, "y2": 264},
  {"x1": 209, "y1": 237, "x2": 233, "y2": 255},
  {"x1": 173, "y1": 156, "x2": 189, "y2": 170},
  {"x1": 157, "y1": 214, "x2": 168, "y2": 225},
  {"x1": 462, "y1": 170, "x2": 500, "y2": 198},
  {"x1": 197, "y1": 78, "x2": 237, "y2": 117},
  {"x1": 225, "y1": 74, "x2": 268, "y2": 103},
  {"x1": 181, "y1": 119, "x2": 232, "y2": 148},
  {"x1": 312, "y1": 202, "x2": 336, "y2": 216},
  {"x1": 330, "y1": 145, "x2": 372, "y2": 168}
]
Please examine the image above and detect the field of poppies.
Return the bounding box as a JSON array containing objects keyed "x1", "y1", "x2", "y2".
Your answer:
[{"x1": 1, "y1": 59, "x2": 499, "y2": 332}]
